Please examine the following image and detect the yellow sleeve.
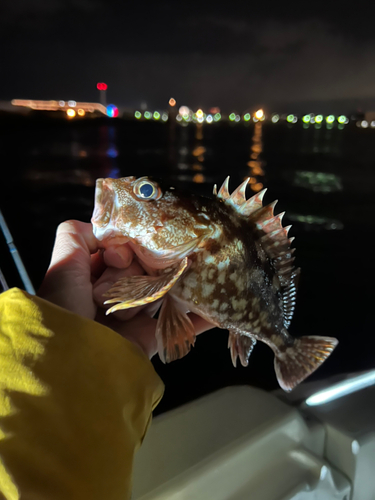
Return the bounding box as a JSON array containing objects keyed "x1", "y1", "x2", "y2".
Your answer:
[{"x1": 0, "y1": 288, "x2": 164, "y2": 500}]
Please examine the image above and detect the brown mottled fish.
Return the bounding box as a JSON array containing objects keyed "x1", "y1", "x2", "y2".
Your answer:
[{"x1": 91, "y1": 176, "x2": 338, "y2": 391}]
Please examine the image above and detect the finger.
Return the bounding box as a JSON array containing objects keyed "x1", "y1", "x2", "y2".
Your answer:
[
  {"x1": 38, "y1": 220, "x2": 99, "y2": 319},
  {"x1": 92, "y1": 260, "x2": 145, "y2": 307},
  {"x1": 112, "y1": 305, "x2": 147, "y2": 322},
  {"x1": 103, "y1": 244, "x2": 134, "y2": 269},
  {"x1": 110, "y1": 299, "x2": 162, "y2": 323},
  {"x1": 142, "y1": 298, "x2": 162, "y2": 318},
  {"x1": 91, "y1": 250, "x2": 105, "y2": 282},
  {"x1": 47, "y1": 220, "x2": 99, "y2": 279}
]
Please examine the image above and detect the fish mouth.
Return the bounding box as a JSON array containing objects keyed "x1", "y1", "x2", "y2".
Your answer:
[{"x1": 92, "y1": 178, "x2": 121, "y2": 242}]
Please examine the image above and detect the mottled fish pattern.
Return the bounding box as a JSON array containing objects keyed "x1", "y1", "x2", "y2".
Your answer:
[{"x1": 92, "y1": 176, "x2": 338, "y2": 391}]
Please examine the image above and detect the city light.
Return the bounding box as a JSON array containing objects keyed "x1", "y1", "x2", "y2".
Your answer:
[
  {"x1": 11, "y1": 96, "x2": 368, "y2": 128},
  {"x1": 179, "y1": 106, "x2": 189, "y2": 117},
  {"x1": 11, "y1": 99, "x2": 107, "y2": 115},
  {"x1": 106, "y1": 104, "x2": 118, "y2": 118},
  {"x1": 97, "y1": 82, "x2": 107, "y2": 91}
]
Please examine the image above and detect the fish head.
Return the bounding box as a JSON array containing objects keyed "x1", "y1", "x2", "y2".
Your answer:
[{"x1": 92, "y1": 176, "x2": 215, "y2": 268}]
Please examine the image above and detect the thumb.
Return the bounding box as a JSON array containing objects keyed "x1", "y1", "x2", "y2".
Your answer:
[{"x1": 38, "y1": 220, "x2": 99, "y2": 318}]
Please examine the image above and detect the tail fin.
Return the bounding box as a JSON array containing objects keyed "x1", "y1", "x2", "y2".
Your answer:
[{"x1": 274, "y1": 336, "x2": 338, "y2": 392}]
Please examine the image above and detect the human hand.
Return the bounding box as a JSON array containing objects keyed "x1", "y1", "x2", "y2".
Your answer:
[{"x1": 38, "y1": 220, "x2": 213, "y2": 358}]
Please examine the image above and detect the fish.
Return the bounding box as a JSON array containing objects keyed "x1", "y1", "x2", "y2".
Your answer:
[{"x1": 91, "y1": 176, "x2": 338, "y2": 391}]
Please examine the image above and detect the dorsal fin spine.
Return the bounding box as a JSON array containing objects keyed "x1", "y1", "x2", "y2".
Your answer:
[
  {"x1": 238, "y1": 188, "x2": 267, "y2": 215},
  {"x1": 229, "y1": 178, "x2": 249, "y2": 205},
  {"x1": 217, "y1": 176, "x2": 230, "y2": 199}
]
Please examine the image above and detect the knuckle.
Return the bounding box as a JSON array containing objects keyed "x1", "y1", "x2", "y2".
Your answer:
[{"x1": 56, "y1": 220, "x2": 81, "y2": 235}]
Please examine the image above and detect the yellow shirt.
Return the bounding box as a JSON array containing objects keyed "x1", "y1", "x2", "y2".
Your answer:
[{"x1": 0, "y1": 288, "x2": 164, "y2": 500}]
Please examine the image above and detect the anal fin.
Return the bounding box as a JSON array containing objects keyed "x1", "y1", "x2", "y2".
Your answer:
[
  {"x1": 156, "y1": 294, "x2": 196, "y2": 363},
  {"x1": 103, "y1": 258, "x2": 188, "y2": 314},
  {"x1": 228, "y1": 331, "x2": 257, "y2": 367}
]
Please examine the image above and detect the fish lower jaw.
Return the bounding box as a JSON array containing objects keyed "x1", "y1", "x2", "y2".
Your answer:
[
  {"x1": 92, "y1": 225, "x2": 129, "y2": 247},
  {"x1": 129, "y1": 242, "x2": 185, "y2": 270}
]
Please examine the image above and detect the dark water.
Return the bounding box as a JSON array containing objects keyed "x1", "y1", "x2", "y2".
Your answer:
[{"x1": 0, "y1": 113, "x2": 374, "y2": 414}]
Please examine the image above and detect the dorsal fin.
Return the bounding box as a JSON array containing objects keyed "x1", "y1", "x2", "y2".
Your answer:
[{"x1": 214, "y1": 177, "x2": 299, "y2": 326}]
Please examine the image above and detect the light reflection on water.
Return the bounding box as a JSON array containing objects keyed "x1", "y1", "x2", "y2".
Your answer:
[
  {"x1": 293, "y1": 171, "x2": 342, "y2": 193},
  {"x1": 247, "y1": 121, "x2": 265, "y2": 192},
  {"x1": 14, "y1": 119, "x2": 351, "y2": 230}
]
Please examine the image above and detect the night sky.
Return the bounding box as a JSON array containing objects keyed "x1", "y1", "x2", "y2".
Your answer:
[{"x1": 2, "y1": 0, "x2": 375, "y2": 112}]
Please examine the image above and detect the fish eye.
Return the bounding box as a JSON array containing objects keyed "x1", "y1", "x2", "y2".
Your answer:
[{"x1": 133, "y1": 179, "x2": 162, "y2": 201}]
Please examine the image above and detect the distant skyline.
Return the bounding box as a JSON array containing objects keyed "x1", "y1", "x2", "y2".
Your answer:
[{"x1": 2, "y1": 1, "x2": 375, "y2": 112}]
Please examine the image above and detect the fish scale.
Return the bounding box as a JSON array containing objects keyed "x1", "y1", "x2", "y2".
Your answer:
[{"x1": 92, "y1": 175, "x2": 338, "y2": 391}]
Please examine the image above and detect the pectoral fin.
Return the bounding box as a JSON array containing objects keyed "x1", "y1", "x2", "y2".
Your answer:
[
  {"x1": 103, "y1": 258, "x2": 188, "y2": 314},
  {"x1": 156, "y1": 294, "x2": 196, "y2": 363},
  {"x1": 228, "y1": 331, "x2": 257, "y2": 367}
]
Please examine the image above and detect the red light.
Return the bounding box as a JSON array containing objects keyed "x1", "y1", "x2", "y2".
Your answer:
[{"x1": 97, "y1": 82, "x2": 107, "y2": 91}]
